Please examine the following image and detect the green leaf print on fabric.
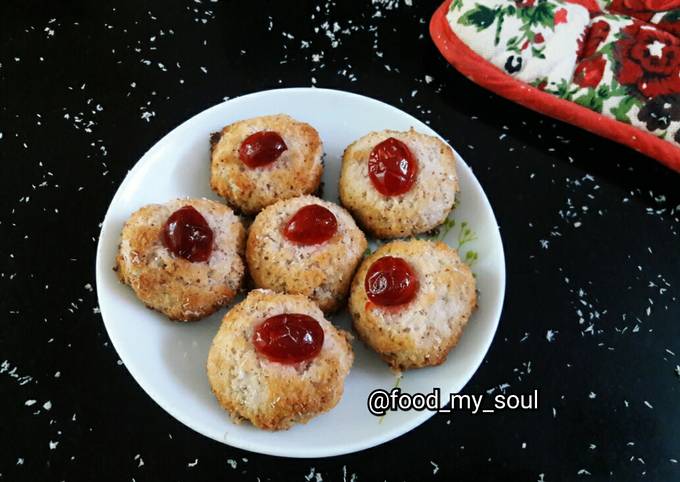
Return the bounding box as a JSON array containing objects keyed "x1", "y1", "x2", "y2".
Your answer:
[
  {"x1": 610, "y1": 94, "x2": 641, "y2": 123},
  {"x1": 458, "y1": 4, "x2": 499, "y2": 31},
  {"x1": 457, "y1": 0, "x2": 561, "y2": 59},
  {"x1": 449, "y1": 0, "x2": 464, "y2": 12},
  {"x1": 516, "y1": 0, "x2": 556, "y2": 30},
  {"x1": 574, "y1": 89, "x2": 604, "y2": 113}
]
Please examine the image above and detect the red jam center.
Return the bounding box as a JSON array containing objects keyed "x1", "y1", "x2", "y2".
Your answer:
[
  {"x1": 238, "y1": 131, "x2": 287, "y2": 168},
  {"x1": 253, "y1": 313, "x2": 324, "y2": 364},
  {"x1": 282, "y1": 204, "x2": 338, "y2": 246},
  {"x1": 365, "y1": 256, "x2": 419, "y2": 307},
  {"x1": 161, "y1": 205, "x2": 213, "y2": 262},
  {"x1": 368, "y1": 137, "x2": 418, "y2": 196}
]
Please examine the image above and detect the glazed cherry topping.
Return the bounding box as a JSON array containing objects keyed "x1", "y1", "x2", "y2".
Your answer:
[
  {"x1": 253, "y1": 314, "x2": 325, "y2": 364},
  {"x1": 365, "y1": 256, "x2": 419, "y2": 307},
  {"x1": 283, "y1": 204, "x2": 338, "y2": 245},
  {"x1": 161, "y1": 205, "x2": 213, "y2": 262},
  {"x1": 238, "y1": 131, "x2": 287, "y2": 168},
  {"x1": 368, "y1": 137, "x2": 418, "y2": 196}
]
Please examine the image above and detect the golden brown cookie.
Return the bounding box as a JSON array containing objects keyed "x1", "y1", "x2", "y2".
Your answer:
[
  {"x1": 246, "y1": 195, "x2": 367, "y2": 313},
  {"x1": 115, "y1": 198, "x2": 246, "y2": 321},
  {"x1": 339, "y1": 129, "x2": 458, "y2": 238},
  {"x1": 207, "y1": 289, "x2": 354, "y2": 430},
  {"x1": 349, "y1": 239, "x2": 476, "y2": 370},
  {"x1": 210, "y1": 114, "x2": 323, "y2": 215}
]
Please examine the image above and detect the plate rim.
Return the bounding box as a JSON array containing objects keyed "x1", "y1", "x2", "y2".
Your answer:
[{"x1": 95, "y1": 87, "x2": 506, "y2": 458}]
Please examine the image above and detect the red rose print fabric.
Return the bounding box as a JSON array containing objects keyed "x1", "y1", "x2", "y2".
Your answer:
[
  {"x1": 599, "y1": 0, "x2": 680, "y2": 36},
  {"x1": 434, "y1": 0, "x2": 680, "y2": 170},
  {"x1": 573, "y1": 55, "x2": 607, "y2": 87},
  {"x1": 605, "y1": 0, "x2": 680, "y2": 13},
  {"x1": 580, "y1": 20, "x2": 611, "y2": 57},
  {"x1": 566, "y1": 15, "x2": 680, "y2": 145},
  {"x1": 615, "y1": 22, "x2": 680, "y2": 97}
]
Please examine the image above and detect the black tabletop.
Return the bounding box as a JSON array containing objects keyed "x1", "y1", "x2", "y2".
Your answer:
[{"x1": 1, "y1": 1, "x2": 679, "y2": 481}]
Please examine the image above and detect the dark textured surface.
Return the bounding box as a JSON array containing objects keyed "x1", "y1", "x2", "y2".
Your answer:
[{"x1": 1, "y1": 1, "x2": 679, "y2": 481}]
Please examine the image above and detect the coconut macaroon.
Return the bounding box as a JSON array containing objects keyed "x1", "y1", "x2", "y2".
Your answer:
[
  {"x1": 207, "y1": 289, "x2": 354, "y2": 430},
  {"x1": 115, "y1": 198, "x2": 246, "y2": 321},
  {"x1": 246, "y1": 195, "x2": 367, "y2": 313},
  {"x1": 339, "y1": 128, "x2": 458, "y2": 238},
  {"x1": 349, "y1": 239, "x2": 476, "y2": 370},
  {"x1": 210, "y1": 114, "x2": 324, "y2": 215}
]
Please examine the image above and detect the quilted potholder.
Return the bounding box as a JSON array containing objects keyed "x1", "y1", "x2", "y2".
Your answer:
[{"x1": 430, "y1": 0, "x2": 680, "y2": 172}]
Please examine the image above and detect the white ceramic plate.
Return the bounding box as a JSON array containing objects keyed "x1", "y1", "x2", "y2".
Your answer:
[{"x1": 95, "y1": 88, "x2": 505, "y2": 458}]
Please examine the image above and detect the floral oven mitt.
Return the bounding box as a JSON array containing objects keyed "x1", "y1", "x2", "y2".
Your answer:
[{"x1": 430, "y1": 0, "x2": 680, "y2": 172}]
